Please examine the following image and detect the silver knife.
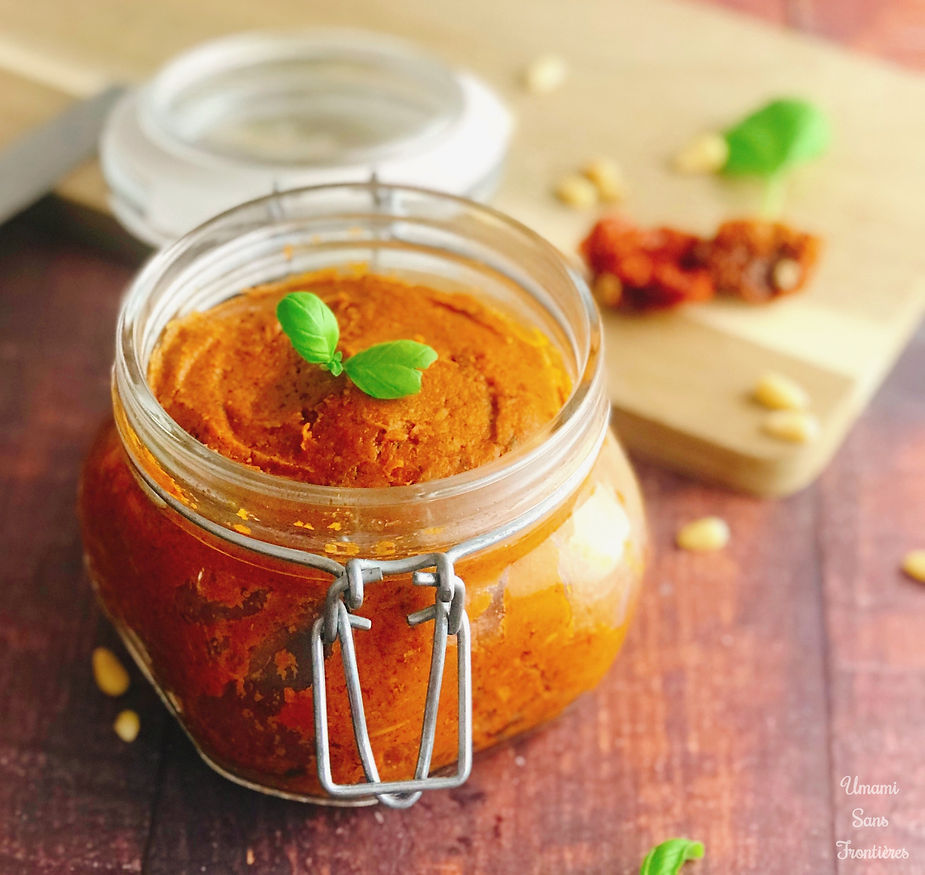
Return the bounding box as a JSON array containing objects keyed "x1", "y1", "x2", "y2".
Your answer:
[{"x1": 0, "y1": 84, "x2": 124, "y2": 226}]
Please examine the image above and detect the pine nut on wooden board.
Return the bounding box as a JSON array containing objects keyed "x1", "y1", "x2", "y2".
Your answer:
[
  {"x1": 672, "y1": 132, "x2": 729, "y2": 174},
  {"x1": 753, "y1": 372, "x2": 811, "y2": 411},
  {"x1": 554, "y1": 174, "x2": 598, "y2": 208},
  {"x1": 762, "y1": 409, "x2": 820, "y2": 444},
  {"x1": 581, "y1": 157, "x2": 625, "y2": 203},
  {"x1": 521, "y1": 53, "x2": 568, "y2": 94}
]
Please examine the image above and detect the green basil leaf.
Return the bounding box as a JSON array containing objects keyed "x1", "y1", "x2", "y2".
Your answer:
[
  {"x1": 343, "y1": 340, "x2": 438, "y2": 400},
  {"x1": 276, "y1": 292, "x2": 340, "y2": 367},
  {"x1": 639, "y1": 838, "x2": 704, "y2": 875},
  {"x1": 723, "y1": 98, "x2": 829, "y2": 177},
  {"x1": 328, "y1": 350, "x2": 344, "y2": 378}
]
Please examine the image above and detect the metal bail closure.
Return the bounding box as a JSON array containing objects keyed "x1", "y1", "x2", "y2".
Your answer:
[{"x1": 310, "y1": 554, "x2": 473, "y2": 808}]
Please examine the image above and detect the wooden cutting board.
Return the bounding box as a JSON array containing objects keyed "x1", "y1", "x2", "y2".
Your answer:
[{"x1": 1, "y1": 0, "x2": 923, "y2": 496}]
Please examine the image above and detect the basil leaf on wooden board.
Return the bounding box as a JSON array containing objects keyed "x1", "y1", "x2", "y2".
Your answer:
[
  {"x1": 639, "y1": 838, "x2": 705, "y2": 875},
  {"x1": 276, "y1": 292, "x2": 341, "y2": 372},
  {"x1": 343, "y1": 340, "x2": 438, "y2": 400},
  {"x1": 723, "y1": 98, "x2": 830, "y2": 177}
]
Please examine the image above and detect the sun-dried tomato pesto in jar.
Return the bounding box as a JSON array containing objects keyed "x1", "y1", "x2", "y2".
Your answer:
[{"x1": 78, "y1": 185, "x2": 646, "y2": 806}]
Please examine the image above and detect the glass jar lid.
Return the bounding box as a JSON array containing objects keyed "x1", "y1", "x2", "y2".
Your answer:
[{"x1": 101, "y1": 31, "x2": 512, "y2": 246}]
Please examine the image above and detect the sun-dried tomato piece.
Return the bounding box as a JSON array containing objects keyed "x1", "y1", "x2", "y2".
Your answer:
[
  {"x1": 581, "y1": 216, "x2": 714, "y2": 311},
  {"x1": 582, "y1": 215, "x2": 822, "y2": 312},
  {"x1": 701, "y1": 219, "x2": 822, "y2": 303}
]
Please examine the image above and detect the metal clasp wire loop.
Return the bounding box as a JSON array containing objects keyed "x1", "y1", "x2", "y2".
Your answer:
[
  {"x1": 321, "y1": 561, "x2": 383, "y2": 645},
  {"x1": 311, "y1": 556, "x2": 472, "y2": 808}
]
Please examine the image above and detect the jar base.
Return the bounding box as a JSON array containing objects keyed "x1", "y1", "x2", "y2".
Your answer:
[{"x1": 89, "y1": 563, "x2": 379, "y2": 807}]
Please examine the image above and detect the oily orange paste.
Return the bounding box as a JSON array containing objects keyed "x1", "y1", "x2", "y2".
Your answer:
[
  {"x1": 149, "y1": 271, "x2": 570, "y2": 486},
  {"x1": 79, "y1": 270, "x2": 646, "y2": 800}
]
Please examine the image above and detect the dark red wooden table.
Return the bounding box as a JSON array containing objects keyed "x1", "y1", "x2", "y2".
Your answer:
[{"x1": 1, "y1": 3, "x2": 924, "y2": 873}]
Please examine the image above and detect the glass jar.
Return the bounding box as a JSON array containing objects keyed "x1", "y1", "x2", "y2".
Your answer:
[{"x1": 78, "y1": 184, "x2": 646, "y2": 807}]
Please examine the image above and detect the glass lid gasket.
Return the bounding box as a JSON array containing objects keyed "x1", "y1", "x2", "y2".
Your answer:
[{"x1": 139, "y1": 32, "x2": 467, "y2": 170}]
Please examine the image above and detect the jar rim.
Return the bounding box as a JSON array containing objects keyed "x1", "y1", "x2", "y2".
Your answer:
[{"x1": 114, "y1": 183, "x2": 607, "y2": 540}]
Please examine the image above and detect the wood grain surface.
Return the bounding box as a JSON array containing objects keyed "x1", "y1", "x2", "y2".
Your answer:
[{"x1": 1, "y1": 2, "x2": 924, "y2": 873}]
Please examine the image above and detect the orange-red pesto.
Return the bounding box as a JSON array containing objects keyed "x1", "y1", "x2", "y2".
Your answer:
[
  {"x1": 79, "y1": 269, "x2": 645, "y2": 800},
  {"x1": 148, "y1": 271, "x2": 571, "y2": 486}
]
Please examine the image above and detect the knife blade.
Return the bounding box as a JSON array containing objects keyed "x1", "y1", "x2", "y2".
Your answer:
[{"x1": 0, "y1": 84, "x2": 124, "y2": 226}]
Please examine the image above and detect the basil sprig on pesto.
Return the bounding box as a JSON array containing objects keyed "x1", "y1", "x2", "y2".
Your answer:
[
  {"x1": 276, "y1": 291, "x2": 437, "y2": 400},
  {"x1": 276, "y1": 292, "x2": 344, "y2": 376}
]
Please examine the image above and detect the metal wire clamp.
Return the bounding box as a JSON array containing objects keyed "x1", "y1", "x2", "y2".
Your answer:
[{"x1": 310, "y1": 555, "x2": 473, "y2": 809}]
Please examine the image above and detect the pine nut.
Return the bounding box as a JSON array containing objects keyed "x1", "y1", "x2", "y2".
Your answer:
[
  {"x1": 673, "y1": 132, "x2": 729, "y2": 174},
  {"x1": 676, "y1": 516, "x2": 730, "y2": 552},
  {"x1": 92, "y1": 647, "x2": 130, "y2": 697},
  {"x1": 772, "y1": 257, "x2": 803, "y2": 292},
  {"x1": 522, "y1": 54, "x2": 568, "y2": 95},
  {"x1": 582, "y1": 157, "x2": 625, "y2": 203},
  {"x1": 762, "y1": 409, "x2": 820, "y2": 444},
  {"x1": 555, "y1": 174, "x2": 598, "y2": 208},
  {"x1": 902, "y1": 550, "x2": 925, "y2": 583},
  {"x1": 753, "y1": 371, "x2": 810, "y2": 411},
  {"x1": 592, "y1": 273, "x2": 623, "y2": 308},
  {"x1": 113, "y1": 709, "x2": 140, "y2": 743}
]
